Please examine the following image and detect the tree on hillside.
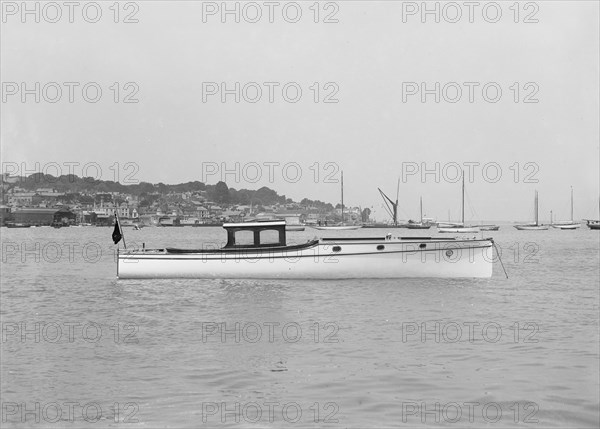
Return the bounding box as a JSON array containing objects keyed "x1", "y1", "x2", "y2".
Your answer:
[{"x1": 212, "y1": 181, "x2": 230, "y2": 204}]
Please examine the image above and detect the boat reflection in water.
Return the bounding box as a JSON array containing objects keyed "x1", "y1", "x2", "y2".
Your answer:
[{"x1": 117, "y1": 220, "x2": 494, "y2": 279}]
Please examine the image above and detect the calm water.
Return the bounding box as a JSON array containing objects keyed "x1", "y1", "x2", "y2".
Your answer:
[{"x1": 1, "y1": 225, "x2": 598, "y2": 428}]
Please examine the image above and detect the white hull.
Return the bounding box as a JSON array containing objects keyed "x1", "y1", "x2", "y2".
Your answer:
[
  {"x1": 514, "y1": 225, "x2": 549, "y2": 230},
  {"x1": 118, "y1": 238, "x2": 493, "y2": 279},
  {"x1": 312, "y1": 225, "x2": 362, "y2": 231},
  {"x1": 436, "y1": 223, "x2": 459, "y2": 228},
  {"x1": 437, "y1": 227, "x2": 480, "y2": 233},
  {"x1": 552, "y1": 223, "x2": 581, "y2": 230}
]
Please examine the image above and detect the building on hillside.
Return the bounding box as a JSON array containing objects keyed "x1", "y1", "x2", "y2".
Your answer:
[
  {"x1": 93, "y1": 203, "x2": 138, "y2": 219},
  {"x1": 7, "y1": 192, "x2": 39, "y2": 207},
  {"x1": 81, "y1": 211, "x2": 98, "y2": 224},
  {"x1": 35, "y1": 189, "x2": 64, "y2": 206},
  {"x1": 196, "y1": 206, "x2": 210, "y2": 220},
  {"x1": 0, "y1": 206, "x2": 12, "y2": 225},
  {"x1": 209, "y1": 206, "x2": 223, "y2": 217},
  {"x1": 221, "y1": 210, "x2": 243, "y2": 222},
  {"x1": 277, "y1": 213, "x2": 304, "y2": 225},
  {"x1": 12, "y1": 208, "x2": 76, "y2": 226}
]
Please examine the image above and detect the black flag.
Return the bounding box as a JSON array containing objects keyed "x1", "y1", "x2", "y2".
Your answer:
[{"x1": 112, "y1": 216, "x2": 122, "y2": 244}]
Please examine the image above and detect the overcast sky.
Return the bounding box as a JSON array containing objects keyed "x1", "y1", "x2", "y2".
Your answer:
[{"x1": 2, "y1": 1, "x2": 599, "y2": 221}]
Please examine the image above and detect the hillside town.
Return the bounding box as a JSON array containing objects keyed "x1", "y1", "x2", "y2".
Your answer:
[{"x1": 0, "y1": 173, "x2": 369, "y2": 228}]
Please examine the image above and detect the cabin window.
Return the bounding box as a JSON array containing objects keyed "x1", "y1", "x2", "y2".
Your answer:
[
  {"x1": 260, "y1": 229, "x2": 280, "y2": 245},
  {"x1": 419, "y1": 244, "x2": 426, "y2": 249},
  {"x1": 377, "y1": 245, "x2": 385, "y2": 251},
  {"x1": 234, "y1": 230, "x2": 254, "y2": 246},
  {"x1": 332, "y1": 246, "x2": 341, "y2": 252}
]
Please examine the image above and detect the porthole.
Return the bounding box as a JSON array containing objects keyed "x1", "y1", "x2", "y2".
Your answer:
[
  {"x1": 332, "y1": 246, "x2": 341, "y2": 252},
  {"x1": 446, "y1": 249, "x2": 454, "y2": 257},
  {"x1": 419, "y1": 243, "x2": 426, "y2": 249},
  {"x1": 377, "y1": 245, "x2": 385, "y2": 251}
]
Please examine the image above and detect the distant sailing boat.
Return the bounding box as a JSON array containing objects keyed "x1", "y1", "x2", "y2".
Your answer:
[
  {"x1": 584, "y1": 198, "x2": 600, "y2": 230},
  {"x1": 313, "y1": 171, "x2": 362, "y2": 230},
  {"x1": 367, "y1": 179, "x2": 405, "y2": 228},
  {"x1": 553, "y1": 186, "x2": 581, "y2": 230},
  {"x1": 438, "y1": 173, "x2": 479, "y2": 233},
  {"x1": 406, "y1": 197, "x2": 431, "y2": 229},
  {"x1": 514, "y1": 190, "x2": 548, "y2": 230}
]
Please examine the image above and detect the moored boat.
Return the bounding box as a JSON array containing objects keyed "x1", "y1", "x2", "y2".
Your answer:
[
  {"x1": 405, "y1": 197, "x2": 432, "y2": 229},
  {"x1": 438, "y1": 225, "x2": 480, "y2": 233},
  {"x1": 362, "y1": 223, "x2": 404, "y2": 229},
  {"x1": 312, "y1": 171, "x2": 362, "y2": 231},
  {"x1": 117, "y1": 220, "x2": 494, "y2": 279},
  {"x1": 515, "y1": 191, "x2": 548, "y2": 230},
  {"x1": 585, "y1": 199, "x2": 600, "y2": 229},
  {"x1": 552, "y1": 186, "x2": 581, "y2": 230},
  {"x1": 515, "y1": 225, "x2": 548, "y2": 231},
  {"x1": 437, "y1": 173, "x2": 480, "y2": 234},
  {"x1": 552, "y1": 223, "x2": 580, "y2": 230},
  {"x1": 376, "y1": 179, "x2": 404, "y2": 228},
  {"x1": 405, "y1": 223, "x2": 431, "y2": 230},
  {"x1": 479, "y1": 225, "x2": 500, "y2": 231},
  {"x1": 313, "y1": 224, "x2": 362, "y2": 231}
]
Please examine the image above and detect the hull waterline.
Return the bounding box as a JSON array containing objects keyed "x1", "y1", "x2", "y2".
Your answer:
[
  {"x1": 514, "y1": 225, "x2": 549, "y2": 230},
  {"x1": 552, "y1": 223, "x2": 581, "y2": 230},
  {"x1": 437, "y1": 227, "x2": 480, "y2": 233},
  {"x1": 405, "y1": 224, "x2": 431, "y2": 230}
]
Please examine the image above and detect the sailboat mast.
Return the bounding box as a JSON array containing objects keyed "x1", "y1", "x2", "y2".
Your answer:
[
  {"x1": 570, "y1": 186, "x2": 574, "y2": 222},
  {"x1": 341, "y1": 171, "x2": 344, "y2": 223},
  {"x1": 534, "y1": 191, "x2": 539, "y2": 226},
  {"x1": 461, "y1": 172, "x2": 465, "y2": 225},
  {"x1": 395, "y1": 178, "x2": 400, "y2": 226},
  {"x1": 420, "y1": 196, "x2": 423, "y2": 223}
]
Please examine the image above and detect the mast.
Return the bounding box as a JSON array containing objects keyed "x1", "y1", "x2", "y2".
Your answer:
[
  {"x1": 341, "y1": 171, "x2": 344, "y2": 223},
  {"x1": 570, "y1": 186, "x2": 574, "y2": 222},
  {"x1": 378, "y1": 187, "x2": 398, "y2": 226},
  {"x1": 395, "y1": 178, "x2": 400, "y2": 226},
  {"x1": 461, "y1": 172, "x2": 465, "y2": 225},
  {"x1": 420, "y1": 196, "x2": 423, "y2": 223},
  {"x1": 534, "y1": 190, "x2": 539, "y2": 226}
]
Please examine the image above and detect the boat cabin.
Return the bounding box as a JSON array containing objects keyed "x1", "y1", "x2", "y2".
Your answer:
[{"x1": 223, "y1": 220, "x2": 287, "y2": 248}]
